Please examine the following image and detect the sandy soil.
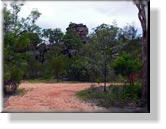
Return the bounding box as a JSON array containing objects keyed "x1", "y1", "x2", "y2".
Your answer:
[{"x1": 3, "y1": 82, "x2": 108, "y2": 112}]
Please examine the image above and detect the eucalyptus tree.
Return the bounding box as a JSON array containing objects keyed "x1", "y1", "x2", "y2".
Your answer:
[
  {"x1": 3, "y1": 3, "x2": 42, "y2": 94},
  {"x1": 135, "y1": 0, "x2": 148, "y2": 102},
  {"x1": 42, "y1": 28, "x2": 64, "y2": 44},
  {"x1": 90, "y1": 24, "x2": 119, "y2": 92}
]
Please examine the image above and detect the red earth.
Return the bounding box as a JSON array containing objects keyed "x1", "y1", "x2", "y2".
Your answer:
[{"x1": 3, "y1": 82, "x2": 107, "y2": 112}]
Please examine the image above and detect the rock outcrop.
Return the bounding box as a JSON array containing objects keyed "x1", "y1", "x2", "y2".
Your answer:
[{"x1": 66, "y1": 23, "x2": 88, "y2": 43}]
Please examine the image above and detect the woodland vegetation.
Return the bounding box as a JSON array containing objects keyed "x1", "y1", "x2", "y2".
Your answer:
[{"x1": 3, "y1": 2, "x2": 148, "y2": 110}]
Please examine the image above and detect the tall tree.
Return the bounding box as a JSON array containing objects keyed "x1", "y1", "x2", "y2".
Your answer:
[
  {"x1": 63, "y1": 29, "x2": 83, "y2": 57},
  {"x1": 135, "y1": 1, "x2": 148, "y2": 102},
  {"x1": 91, "y1": 24, "x2": 119, "y2": 92},
  {"x1": 42, "y1": 28, "x2": 64, "y2": 44},
  {"x1": 3, "y1": 3, "x2": 42, "y2": 94}
]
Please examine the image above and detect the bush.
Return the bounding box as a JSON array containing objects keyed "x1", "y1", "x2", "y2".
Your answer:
[{"x1": 76, "y1": 83, "x2": 142, "y2": 108}]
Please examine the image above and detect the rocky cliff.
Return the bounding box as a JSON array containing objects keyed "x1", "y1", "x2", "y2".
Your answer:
[{"x1": 66, "y1": 23, "x2": 88, "y2": 43}]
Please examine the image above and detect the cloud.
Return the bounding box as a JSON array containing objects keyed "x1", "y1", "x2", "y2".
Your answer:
[{"x1": 6, "y1": 1, "x2": 142, "y2": 33}]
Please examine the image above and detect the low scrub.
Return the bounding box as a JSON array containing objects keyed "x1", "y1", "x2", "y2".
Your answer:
[
  {"x1": 76, "y1": 83, "x2": 143, "y2": 108},
  {"x1": 14, "y1": 88, "x2": 26, "y2": 96},
  {"x1": 4, "y1": 88, "x2": 26, "y2": 97}
]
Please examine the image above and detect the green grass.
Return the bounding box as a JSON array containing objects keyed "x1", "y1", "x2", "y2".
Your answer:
[
  {"x1": 28, "y1": 79, "x2": 58, "y2": 83},
  {"x1": 27, "y1": 79, "x2": 128, "y2": 85},
  {"x1": 27, "y1": 79, "x2": 81, "y2": 84},
  {"x1": 76, "y1": 83, "x2": 143, "y2": 108},
  {"x1": 14, "y1": 88, "x2": 26, "y2": 96}
]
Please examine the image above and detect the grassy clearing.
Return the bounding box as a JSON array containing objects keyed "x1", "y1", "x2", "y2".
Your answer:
[
  {"x1": 27, "y1": 79, "x2": 128, "y2": 86},
  {"x1": 27, "y1": 79, "x2": 58, "y2": 83},
  {"x1": 27, "y1": 79, "x2": 81, "y2": 84},
  {"x1": 76, "y1": 83, "x2": 144, "y2": 108}
]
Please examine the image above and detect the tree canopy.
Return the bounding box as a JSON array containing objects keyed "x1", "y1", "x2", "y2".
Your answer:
[{"x1": 3, "y1": 3, "x2": 142, "y2": 94}]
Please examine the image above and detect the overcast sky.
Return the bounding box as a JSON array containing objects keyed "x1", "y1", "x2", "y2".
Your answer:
[{"x1": 5, "y1": 1, "x2": 142, "y2": 33}]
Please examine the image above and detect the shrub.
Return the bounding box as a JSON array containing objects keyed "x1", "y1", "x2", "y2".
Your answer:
[{"x1": 76, "y1": 83, "x2": 142, "y2": 108}]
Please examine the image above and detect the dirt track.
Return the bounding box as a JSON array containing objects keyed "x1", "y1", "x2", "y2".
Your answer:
[{"x1": 3, "y1": 82, "x2": 107, "y2": 112}]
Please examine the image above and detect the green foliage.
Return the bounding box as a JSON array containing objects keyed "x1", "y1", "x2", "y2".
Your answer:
[
  {"x1": 3, "y1": 3, "x2": 142, "y2": 97},
  {"x1": 42, "y1": 28, "x2": 63, "y2": 44},
  {"x1": 47, "y1": 56, "x2": 66, "y2": 81},
  {"x1": 112, "y1": 51, "x2": 142, "y2": 77},
  {"x1": 3, "y1": 3, "x2": 42, "y2": 94},
  {"x1": 14, "y1": 88, "x2": 26, "y2": 96},
  {"x1": 76, "y1": 83, "x2": 142, "y2": 108},
  {"x1": 4, "y1": 62, "x2": 24, "y2": 83},
  {"x1": 27, "y1": 32, "x2": 41, "y2": 47},
  {"x1": 66, "y1": 56, "x2": 90, "y2": 81},
  {"x1": 63, "y1": 29, "x2": 83, "y2": 54},
  {"x1": 15, "y1": 33, "x2": 30, "y2": 50}
]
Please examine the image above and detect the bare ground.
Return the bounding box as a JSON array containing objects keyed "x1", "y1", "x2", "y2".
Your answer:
[{"x1": 3, "y1": 82, "x2": 108, "y2": 112}]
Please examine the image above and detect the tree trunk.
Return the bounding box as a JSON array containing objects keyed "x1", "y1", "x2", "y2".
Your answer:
[
  {"x1": 136, "y1": 3, "x2": 148, "y2": 102},
  {"x1": 56, "y1": 72, "x2": 59, "y2": 82},
  {"x1": 104, "y1": 59, "x2": 107, "y2": 92},
  {"x1": 142, "y1": 30, "x2": 147, "y2": 101}
]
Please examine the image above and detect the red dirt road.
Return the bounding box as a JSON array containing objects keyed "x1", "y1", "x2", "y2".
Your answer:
[{"x1": 3, "y1": 82, "x2": 107, "y2": 112}]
